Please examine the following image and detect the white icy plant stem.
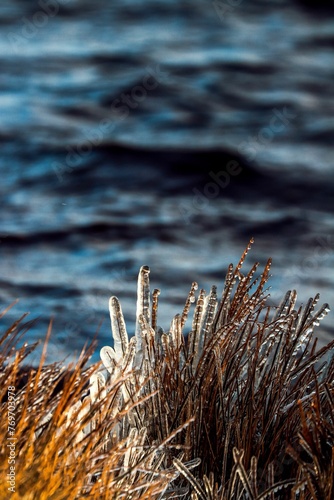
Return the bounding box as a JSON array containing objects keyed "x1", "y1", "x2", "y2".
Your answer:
[
  {"x1": 100, "y1": 295, "x2": 138, "y2": 418},
  {"x1": 135, "y1": 265, "x2": 151, "y2": 367}
]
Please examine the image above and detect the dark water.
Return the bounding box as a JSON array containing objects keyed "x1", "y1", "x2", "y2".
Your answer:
[{"x1": 1, "y1": 0, "x2": 333, "y2": 364}]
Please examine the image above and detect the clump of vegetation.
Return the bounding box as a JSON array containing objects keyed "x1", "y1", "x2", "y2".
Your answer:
[{"x1": 1, "y1": 240, "x2": 333, "y2": 499}]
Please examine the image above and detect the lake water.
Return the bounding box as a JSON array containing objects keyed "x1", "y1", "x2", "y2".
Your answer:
[{"x1": 0, "y1": 0, "x2": 333, "y2": 364}]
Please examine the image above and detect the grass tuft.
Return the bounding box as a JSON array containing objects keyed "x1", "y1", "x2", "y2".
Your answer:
[{"x1": 1, "y1": 240, "x2": 333, "y2": 498}]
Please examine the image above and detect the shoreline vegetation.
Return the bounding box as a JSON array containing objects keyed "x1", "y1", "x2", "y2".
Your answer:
[{"x1": 1, "y1": 240, "x2": 333, "y2": 499}]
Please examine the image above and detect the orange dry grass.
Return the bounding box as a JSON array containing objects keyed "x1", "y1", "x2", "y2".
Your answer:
[{"x1": 0, "y1": 309, "x2": 176, "y2": 500}]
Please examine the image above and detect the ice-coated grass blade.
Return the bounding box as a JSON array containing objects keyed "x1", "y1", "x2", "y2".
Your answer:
[
  {"x1": 135, "y1": 265, "x2": 151, "y2": 367},
  {"x1": 109, "y1": 295, "x2": 129, "y2": 362}
]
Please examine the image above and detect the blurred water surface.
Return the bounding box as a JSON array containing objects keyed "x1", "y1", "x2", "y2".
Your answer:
[{"x1": 0, "y1": 0, "x2": 333, "y2": 363}]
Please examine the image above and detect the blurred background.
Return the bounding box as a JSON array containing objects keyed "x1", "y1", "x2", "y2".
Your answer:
[{"x1": 0, "y1": 0, "x2": 333, "y2": 364}]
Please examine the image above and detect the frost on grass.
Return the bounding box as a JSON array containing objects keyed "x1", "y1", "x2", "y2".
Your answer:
[{"x1": 1, "y1": 240, "x2": 333, "y2": 499}]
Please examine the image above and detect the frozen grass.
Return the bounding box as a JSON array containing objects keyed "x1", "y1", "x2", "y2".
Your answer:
[{"x1": 1, "y1": 240, "x2": 333, "y2": 499}]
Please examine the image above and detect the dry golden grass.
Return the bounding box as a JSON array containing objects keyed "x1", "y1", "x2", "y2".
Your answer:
[
  {"x1": 0, "y1": 313, "x2": 182, "y2": 499},
  {"x1": 1, "y1": 240, "x2": 333, "y2": 499}
]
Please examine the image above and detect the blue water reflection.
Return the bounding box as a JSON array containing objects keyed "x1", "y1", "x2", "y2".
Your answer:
[{"x1": 0, "y1": 0, "x2": 333, "y2": 364}]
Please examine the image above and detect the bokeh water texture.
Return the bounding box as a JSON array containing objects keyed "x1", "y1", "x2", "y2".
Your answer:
[{"x1": 0, "y1": 0, "x2": 333, "y2": 364}]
